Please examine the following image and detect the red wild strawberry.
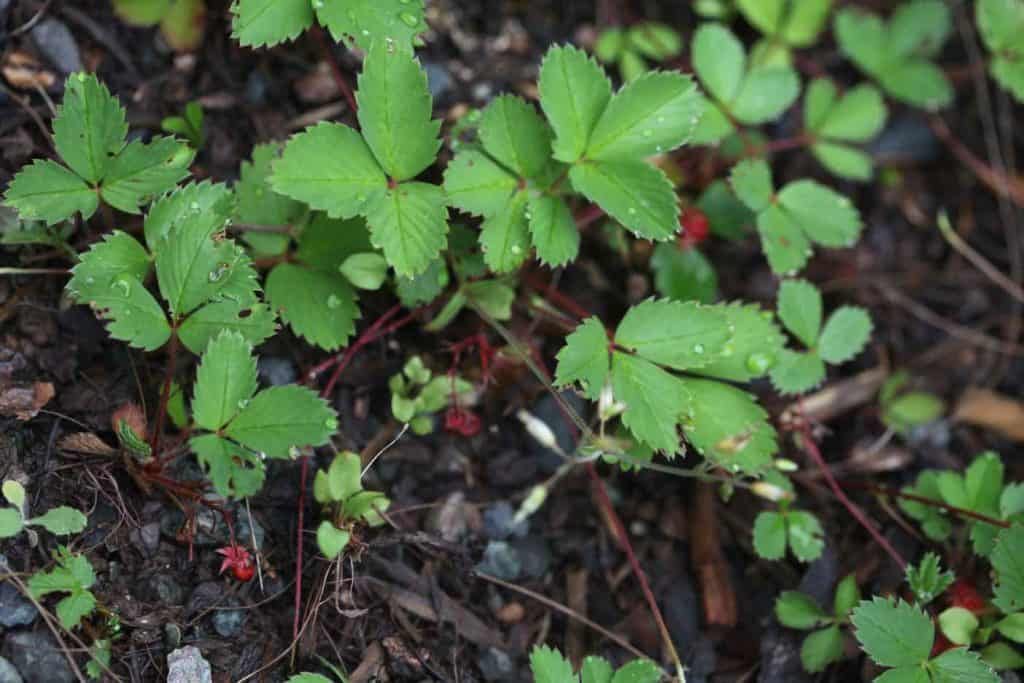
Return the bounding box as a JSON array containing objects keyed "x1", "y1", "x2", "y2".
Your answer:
[
  {"x1": 679, "y1": 207, "x2": 710, "y2": 248},
  {"x1": 216, "y1": 544, "x2": 255, "y2": 582},
  {"x1": 948, "y1": 578, "x2": 985, "y2": 614}
]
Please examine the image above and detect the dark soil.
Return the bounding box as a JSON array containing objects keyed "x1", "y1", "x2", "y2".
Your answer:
[{"x1": 1, "y1": 1, "x2": 1023, "y2": 682}]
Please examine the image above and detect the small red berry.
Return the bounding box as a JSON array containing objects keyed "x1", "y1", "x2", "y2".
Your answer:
[
  {"x1": 216, "y1": 544, "x2": 255, "y2": 582},
  {"x1": 948, "y1": 578, "x2": 985, "y2": 613},
  {"x1": 445, "y1": 407, "x2": 481, "y2": 437},
  {"x1": 232, "y1": 563, "x2": 255, "y2": 582},
  {"x1": 679, "y1": 207, "x2": 710, "y2": 247}
]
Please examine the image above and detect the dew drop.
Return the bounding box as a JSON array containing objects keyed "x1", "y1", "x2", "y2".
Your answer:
[
  {"x1": 237, "y1": 399, "x2": 250, "y2": 410},
  {"x1": 109, "y1": 274, "x2": 132, "y2": 296},
  {"x1": 312, "y1": 0, "x2": 323, "y2": 7},
  {"x1": 208, "y1": 263, "x2": 229, "y2": 282},
  {"x1": 692, "y1": 343, "x2": 705, "y2": 355},
  {"x1": 511, "y1": 244, "x2": 522, "y2": 255},
  {"x1": 325, "y1": 417, "x2": 339, "y2": 431},
  {"x1": 642, "y1": 129, "x2": 653, "y2": 138},
  {"x1": 327, "y1": 294, "x2": 342, "y2": 309},
  {"x1": 398, "y1": 11, "x2": 419, "y2": 27},
  {"x1": 745, "y1": 352, "x2": 773, "y2": 374},
  {"x1": 628, "y1": 207, "x2": 637, "y2": 215}
]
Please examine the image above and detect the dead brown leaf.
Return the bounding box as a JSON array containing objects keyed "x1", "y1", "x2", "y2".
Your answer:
[
  {"x1": 0, "y1": 381, "x2": 54, "y2": 420},
  {"x1": 954, "y1": 387, "x2": 1024, "y2": 442}
]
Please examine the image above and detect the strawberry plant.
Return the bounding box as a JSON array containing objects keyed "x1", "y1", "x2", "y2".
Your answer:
[
  {"x1": 111, "y1": 0, "x2": 206, "y2": 51},
  {"x1": 4, "y1": 0, "x2": 1024, "y2": 678}
]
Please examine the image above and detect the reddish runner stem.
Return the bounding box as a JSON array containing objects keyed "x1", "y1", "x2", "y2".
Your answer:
[
  {"x1": 796, "y1": 422, "x2": 907, "y2": 570},
  {"x1": 311, "y1": 25, "x2": 358, "y2": 115},
  {"x1": 150, "y1": 331, "x2": 180, "y2": 456}
]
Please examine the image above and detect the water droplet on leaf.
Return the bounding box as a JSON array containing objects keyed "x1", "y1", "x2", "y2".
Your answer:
[{"x1": 745, "y1": 353, "x2": 773, "y2": 374}]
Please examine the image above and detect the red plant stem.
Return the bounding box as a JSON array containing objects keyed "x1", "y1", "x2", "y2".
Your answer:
[
  {"x1": 796, "y1": 425, "x2": 907, "y2": 570},
  {"x1": 292, "y1": 304, "x2": 422, "y2": 643},
  {"x1": 524, "y1": 274, "x2": 593, "y2": 323},
  {"x1": 586, "y1": 460, "x2": 683, "y2": 670},
  {"x1": 574, "y1": 204, "x2": 607, "y2": 231},
  {"x1": 311, "y1": 25, "x2": 358, "y2": 115},
  {"x1": 752, "y1": 133, "x2": 813, "y2": 156},
  {"x1": 845, "y1": 482, "x2": 1010, "y2": 529},
  {"x1": 150, "y1": 331, "x2": 180, "y2": 456}
]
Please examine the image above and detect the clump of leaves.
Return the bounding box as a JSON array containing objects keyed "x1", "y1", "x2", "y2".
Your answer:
[
  {"x1": 771, "y1": 278, "x2": 873, "y2": 395},
  {"x1": 594, "y1": 22, "x2": 683, "y2": 82},
  {"x1": 0, "y1": 479, "x2": 88, "y2": 539},
  {"x1": 731, "y1": 158, "x2": 863, "y2": 275},
  {"x1": 111, "y1": 0, "x2": 206, "y2": 50},
  {"x1": 529, "y1": 645, "x2": 661, "y2": 683},
  {"x1": 190, "y1": 331, "x2": 337, "y2": 498},
  {"x1": 389, "y1": 355, "x2": 473, "y2": 435},
  {"x1": 313, "y1": 451, "x2": 390, "y2": 559},
  {"x1": 3, "y1": 73, "x2": 193, "y2": 224},
  {"x1": 775, "y1": 574, "x2": 860, "y2": 672},
  {"x1": 905, "y1": 552, "x2": 955, "y2": 606},
  {"x1": 231, "y1": 0, "x2": 427, "y2": 50},
  {"x1": 690, "y1": 23, "x2": 800, "y2": 144},
  {"x1": 879, "y1": 370, "x2": 945, "y2": 434},
  {"x1": 753, "y1": 504, "x2": 825, "y2": 563},
  {"x1": 976, "y1": 0, "x2": 1024, "y2": 103},
  {"x1": 834, "y1": 0, "x2": 953, "y2": 109},
  {"x1": 851, "y1": 597, "x2": 998, "y2": 682},
  {"x1": 27, "y1": 547, "x2": 99, "y2": 630}
]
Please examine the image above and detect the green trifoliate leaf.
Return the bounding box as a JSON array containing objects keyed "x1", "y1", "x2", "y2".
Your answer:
[
  {"x1": 528, "y1": 193, "x2": 580, "y2": 267},
  {"x1": 29, "y1": 554, "x2": 95, "y2": 596},
  {"x1": 834, "y1": 3, "x2": 952, "y2": 110},
  {"x1": 266, "y1": 263, "x2": 359, "y2": 351},
  {"x1": 778, "y1": 278, "x2": 822, "y2": 347},
  {"x1": 818, "y1": 306, "x2": 872, "y2": 364},
  {"x1": 225, "y1": 385, "x2": 337, "y2": 458},
  {"x1": 443, "y1": 150, "x2": 518, "y2": 217},
  {"x1": 612, "y1": 352, "x2": 689, "y2": 454},
  {"x1": 479, "y1": 95, "x2": 553, "y2": 179},
  {"x1": 679, "y1": 377, "x2": 777, "y2": 473},
  {"x1": 0, "y1": 508, "x2": 23, "y2": 538},
  {"x1": 610, "y1": 659, "x2": 660, "y2": 683},
  {"x1": 770, "y1": 350, "x2": 826, "y2": 395},
  {"x1": 357, "y1": 41, "x2": 440, "y2": 182},
  {"x1": 2, "y1": 160, "x2": 98, "y2": 224},
  {"x1": 852, "y1": 597, "x2": 934, "y2": 669},
  {"x1": 178, "y1": 301, "x2": 277, "y2": 355},
  {"x1": 530, "y1": 646, "x2": 577, "y2": 683},
  {"x1": 555, "y1": 317, "x2": 610, "y2": 401},
  {"x1": 229, "y1": 0, "x2": 312, "y2": 48},
  {"x1": 931, "y1": 648, "x2": 999, "y2": 683},
  {"x1": 316, "y1": 521, "x2": 350, "y2": 559},
  {"x1": 364, "y1": 182, "x2": 448, "y2": 277},
  {"x1": 992, "y1": 525, "x2": 1024, "y2": 613},
  {"x1": 615, "y1": 299, "x2": 731, "y2": 370},
  {"x1": 190, "y1": 434, "x2": 265, "y2": 499},
  {"x1": 801, "y1": 625, "x2": 843, "y2": 674},
  {"x1": 730, "y1": 159, "x2": 774, "y2": 213},
  {"x1": 581, "y1": 656, "x2": 613, "y2": 683},
  {"x1": 695, "y1": 303, "x2": 784, "y2": 382},
  {"x1": 807, "y1": 81, "x2": 887, "y2": 142},
  {"x1": 316, "y1": 0, "x2": 426, "y2": 51},
  {"x1": 192, "y1": 330, "x2": 258, "y2": 431},
  {"x1": 776, "y1": 591, "x2": 829, "y2": 629},
  {"x1": 585, "y1": 71, "x2": 701, "y2": 161},
  {"x1": 340, "y1": 253, "x2": 388, "y2": 290},
  {"x1": 693, "y1": 23, "x2": 745, "y2": 103},
  {"x1": 480, "y1": 190, "x2": 530, "y2": 273},
  {"x1": 539, "y1": 45, "x2": 613, "y2": 163},
  {"x1": 754, "y1": 511, "x2": 787, "y2": 559},
  {"x1": 569, "y1": 161, "x2": 678, "y2": 240},
  {"x1": 271, "y1": 122, "x2": 387, "y2": 219},
  {"x1": 99, "y1": 137, "x2": 194, "y2": 213},
  {"x1": 53, "y1": 73, "x2": 128, "y2": 183},
  {"x1": 28, "y1": 507, "x2": 88, "y2": 535}
]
